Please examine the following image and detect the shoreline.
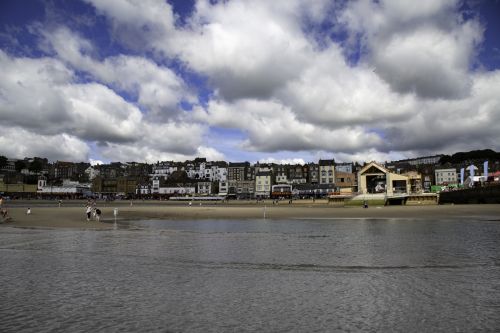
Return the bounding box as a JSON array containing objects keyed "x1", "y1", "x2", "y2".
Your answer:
[{"x1": 1, "y1": 200, "x2": 499, "y2": 229}]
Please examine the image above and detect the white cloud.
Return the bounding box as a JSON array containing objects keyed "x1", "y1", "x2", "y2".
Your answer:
[
  {"x1": 176, "y1": 0, "x2": 315, "y2": 100},
  {"x1": 339, "y1": 0, "x2": 483, "y2": 99},
  {"x1": 334, "y1": 149, "x2": 409, "y2": 165},
  {"x1": 203, "y1": 98, "x2": 384, "y2": 153},
  {"x1": 196, "y1": 146, "x2": 226, "y2": 161},
  {"x1": 85, "y1": 0, "x2": 320, "y2": 100},
  {"x1": 0, "y1": 51, "x2": 144, "y2": 142},
  {"x1": 98, "y1": 143, "x2": 224, "y2": 164},
  {"x1": 277, "y1": 50, "x2": 416, "y2": 128},
  {"x1": 0, "y1": 50, "x2": 207, "y2": 162},
  {"x1": 0, "y1": 50, "x2": 74, "y2": 132},
  {"x1": 0, "y1": 126, "x2": 90, "y2": 162},
  {"x1": 259, "y1": 157, "x2": 306, "y2": 165},
  {"x1": 83, "y1": 0, "x2": 177, "y2": 52},
  {"x1": 42, "y1": 27, "x2": 190, "y2": 119},
  {"x1": 380, "y1": 70, "x2": 500, "y2": 152},
  {"x1": 61, "y1": 83, "x2": 143, "y2": 142}
]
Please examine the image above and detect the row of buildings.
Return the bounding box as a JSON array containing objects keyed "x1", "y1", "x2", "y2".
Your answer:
[{"x1": 1, "y1": 155, "x2": 499, "y2": 199}]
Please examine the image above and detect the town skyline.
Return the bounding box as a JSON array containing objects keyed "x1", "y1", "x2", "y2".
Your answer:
[
  {"x1": 2, "y1": 148, "x2": 498, "y2": 201},
  {"x1": 1, "y1": 1, "x2": 500, "y2": 164},
  {"x1": 2, "y1": 148, "x2": 498, "y2": 167}
]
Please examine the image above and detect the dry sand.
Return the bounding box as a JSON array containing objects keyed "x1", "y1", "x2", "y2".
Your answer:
[{"x1": 1, "y1": 200, "x2": 499, "y2": 229}]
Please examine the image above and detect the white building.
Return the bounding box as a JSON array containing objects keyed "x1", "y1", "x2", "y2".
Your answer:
[
  {"x1": 185, "y1": 161, "x2": 227, "y2": 182},
  {"x1": 137, "y1": 184, "x2": 151, "y2": 195},
  {"x1": 152, "y1": 177, "x2": 160, "y2": 193},
  {"x1": 212, "y1": 165, "x2": 227, "y2": 182},
  {"x1": 275, "y1": 174, "x2": 288, "y2": 183},
  {"x1": 151, "y1": 161, "x2": 178, "y2": 179},
  {"x1": 37, "y1": 177, "x2": 91, "y2": 195},
  {"x1": 85, "y1": 166, "x2": 100, "y2": 180},
  {"x1": 435, "y1": 168, "x2": 458, "y2": 185},
  {"x1": 218, "y1": 181, "x2": 228, "y2": 196},
  {"x1": 335, "y1": 163, "x2": 353, "y2": 173},
  {"x1": 255, "y1": 171, "x2": 272, "y2": 198},
  {"x1": 157, "y1": 186, "x2": 195, "y2": 195},
  {"x1": 197, "y1": 182, "x2": 212, "y2": 195},
  {"x1": 319, "y1": 159, "x2": 335, "y2": 185}
]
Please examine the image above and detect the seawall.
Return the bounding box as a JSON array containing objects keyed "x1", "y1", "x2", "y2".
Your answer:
[{"x1": 439, "y1": 185, "x2": 500, "y2": 204}]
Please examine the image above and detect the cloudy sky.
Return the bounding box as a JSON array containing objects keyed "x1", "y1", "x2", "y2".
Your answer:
[{"x1": 1, "y1": 0, "x2": 499, "y2": 164}]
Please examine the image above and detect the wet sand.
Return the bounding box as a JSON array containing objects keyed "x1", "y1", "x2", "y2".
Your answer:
[{"x1": 1, "y1": 200, "x2": 499, "y2": 229}]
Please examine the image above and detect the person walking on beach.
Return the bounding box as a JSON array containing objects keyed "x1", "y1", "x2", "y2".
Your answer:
[
  {"x1": 26, "y1": 207, "x2": 31, "y2": 215},
  {"x1": 85, "y1": 205, "x2": 92, "y2": 221},
  {"x1": 1, "y1": 208, "x2": 11, "y2": 223},
  {"x1": 95, "y1": 208, "x2": 102, "y2": 222}
]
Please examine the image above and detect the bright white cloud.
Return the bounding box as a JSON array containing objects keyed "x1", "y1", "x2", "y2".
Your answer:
[
  {"x1": 0, "y1": 126, "x2": 90, "y2": 162},
  {"x1": 42, "y1": 27, "x2": 190, "y2": 119},
  {"x1": 0, "y1": 50, "x2": 207, "y2": 162},
  {"x1": 202, "y1": 98, "x2": 384, "y2": 153},
  {"x1": 339, "y1": 0, "x2": 483, "y2": 99},
  {"x1": 0, "y1": 50, "x2": 74, "y2": 132},
  {"x1": 176, "y1": 0, "x2": 315, "y2": 100},
  {"x1": 83, "y1": 0, "x2": 177, "y2": 52},
  {"x1": 259, "y1": 157, "x2": 306, "y2": 165},
  {"x1": 98, "y1": 143, "x2": 224, "y2": 164},
  {"x1": 61, "y1": 83, "x2": 144, "y2": 142}
]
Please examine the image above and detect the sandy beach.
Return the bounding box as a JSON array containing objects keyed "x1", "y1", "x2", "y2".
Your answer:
[{"x1": 0, "y1": 199, "x2": 499, "y2": 229}]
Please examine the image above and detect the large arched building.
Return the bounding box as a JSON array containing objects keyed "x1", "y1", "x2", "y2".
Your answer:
[{"x1": 358, "y1": 162, "x2": 409, "y2": 196}]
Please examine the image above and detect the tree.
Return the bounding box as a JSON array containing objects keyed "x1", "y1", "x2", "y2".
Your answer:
[
  {"x1": 28, "y1": 160, "x2": 43, "y2": 174},
  {"x1": 0, "y1": 155, "x2": 7, "y2": 169},
  {"x1": 14, "y1": 160, "x2": 26, "y2": 173},
  {"x1": 166, "y1": 170, "x2": 189, "y2": 184}
]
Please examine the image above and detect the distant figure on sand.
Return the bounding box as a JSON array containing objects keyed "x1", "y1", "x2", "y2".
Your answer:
[
  {"x1": 26, "y1": 208, "x2": 31, "y2": 215},
  {"x1": 1, "y1": 208, "x2": 10, "y2": 222},
  {"x1": 58, "y1": 200, "x2": 62, "y2": 208},
  {"x1": 85, "y1": 205, "x2": 92, "y2": 221},
  {"x1": 95, "y1": 208, "x2": 101, "y2": 222}
]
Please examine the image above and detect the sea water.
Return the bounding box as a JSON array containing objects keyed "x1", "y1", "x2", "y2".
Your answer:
[{"x1": 1, "y1": 218, "x2": 500, "y2": 332}]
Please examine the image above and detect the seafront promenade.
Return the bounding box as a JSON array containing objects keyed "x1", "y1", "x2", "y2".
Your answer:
[{"x1": 1, "y1": 199, "x2": 499, "y2": 229}]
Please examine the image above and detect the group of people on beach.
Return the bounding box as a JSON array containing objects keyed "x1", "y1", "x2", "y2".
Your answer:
[{"x1": 85, "y1": 200, "x2": 102, "y2": 222}]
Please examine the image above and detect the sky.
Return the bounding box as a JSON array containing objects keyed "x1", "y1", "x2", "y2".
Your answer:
[{"x1": 1, "y1": 0, "x2": 500, "y2": 165}]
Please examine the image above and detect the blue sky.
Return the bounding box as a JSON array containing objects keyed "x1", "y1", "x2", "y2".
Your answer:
[{"x1": 1, "y1": 0, "x2": 500, "y2": 164}]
